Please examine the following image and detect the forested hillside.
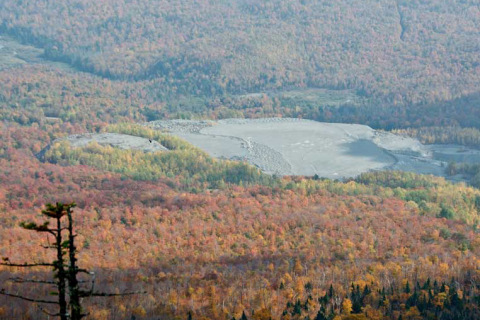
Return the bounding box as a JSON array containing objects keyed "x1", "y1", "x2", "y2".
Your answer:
[
  {"x1": 3, "y1": 66, "x2": 480, "y2": 133},
  {"x1": 2, "y1": 1, "x2": 480, "y2": 319},
  {"x1": 1, "y1": 0, "x2": 480, "y2": 104},
  {"x1": 3, "y1": 121, "x2": 480, "y2": 320}
]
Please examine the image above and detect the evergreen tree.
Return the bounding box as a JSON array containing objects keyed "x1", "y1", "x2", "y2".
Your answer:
[
  {"x1": 305, "y1": 282, "x2": 313, "y2": 293},
  {"x1": 450, "y1": 290, "x2": 463, "y2": 310},
  {"x1": 405, "y1": 281, "x2": 411, "y2": 294},
  {"x1": 241, "y1": 311, "x2": 248, "y2": 320},
  {"x1": 423, "y1": 278, "x2": 431, "y2": 290},
  {"x1": 363, "y1": 285, "x2": 370, "y2": 297},
  {"x1": 352, "y1": 299, "x2": 363, "y2": 314},
  {"x1": 314, "y1": 306, "x2": 328, "y2": 320},
  {"x1": 293, "y1": 299, "x2": 302, "y2": 316},
  {"x1": 441, "y1": 283, "x2": 447, "y2": 293},
  {"x1": 314, "y1": 309, "x2": 328, "y2": 320},
  {"x1": 406, "y1": 288, "x2": 418, "y2": 308},
  {"x1": 328, "y1": 284, "x2": 334, "y2": 298}
]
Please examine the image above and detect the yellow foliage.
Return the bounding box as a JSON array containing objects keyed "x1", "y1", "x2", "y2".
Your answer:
[
  {"x1": 252, "y1": 308, "x2": 272, "y2": 320},
  {"x1": 118, "y1": 304, "x2": 127, "y2": 314},
  {"x1": 91, "y1": 309, "x2": 110, "y2": 320},
  {"x1": 405, "y1": 306, "x2": 422, "y2": 320},
  {"x1": 294, "y1": 259, "x2": 304, "y2": 275},
  {"x1": 344, "y1": 239, "x2": 355, "y2": 249},
  {"x1": 364, "y1": 304, "x2": 383, "y2": 320},
  {"x1": 342, "y1": 298, "x2": 353, "y2": 315},
  {"x1": 434, "y1": 292, "x2": 448, "y2": 307},
  {"x1": 342, "y1": 314, "x2": 368, "y2": 320},
  {"x1": 284, "y1": 272, "x2": 293, "y2": 283},
  {"x1": 187, "y1": 286, "x2": 195, "y2": 297},
  {"x1": 168, "y1": 291, "x2": 178, "y2": 306},
  {"x1": 428, "y1": 255, "x2": 438, "y2": 264},
  {"x1": 354, "y1": 279, "x2": 368, "y2": 290},
  {"x1": 284, "y1": 288, "x2": 295, "y2": 300},
  {"x1": 386, "y1": 261, "x2": 402, "y2": 277},
  {"x1": 365, "y1": 273, "x2": 379, "y2": 286},
  {"x1": 132, "y1": 306, "x2": 147, "y2": 317},
  {"x1": 439, "y1": 262, "x2": 449, "y2": 275},
  {"x1": 295, "y1": 279, "x2": 304, "y2": 295}
]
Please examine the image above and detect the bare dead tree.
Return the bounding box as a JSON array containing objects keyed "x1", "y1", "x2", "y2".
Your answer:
[
  {"x1": 1, "y1": 202, "x2": 71, "y2": 319},
  {"x1": 1, "y1": 202, "x2": 145, "y2": 320}
]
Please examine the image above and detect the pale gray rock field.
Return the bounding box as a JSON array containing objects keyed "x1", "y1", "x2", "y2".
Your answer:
[
  {"x1": 147, "y1": 118, "x2": 463, "y2": 179},
  {"x1": 64, "y1": 133, "x2": 168, "y2": 152},
  {"x1": 46, "y1": 119, "x2": 480, "y2": 181}
]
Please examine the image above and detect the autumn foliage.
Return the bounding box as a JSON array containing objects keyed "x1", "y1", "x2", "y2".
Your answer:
[
  {"x1": 2, "y1": 1, "x2": 480, "y2": 318},
  {"x1": 2, "y1": 120, "x2": 480, "y2": 319}
]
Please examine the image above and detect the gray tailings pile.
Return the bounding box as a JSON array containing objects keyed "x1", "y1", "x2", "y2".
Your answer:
[{"x1": 147, "y1": 118, "x2": 450, "y2": 179}]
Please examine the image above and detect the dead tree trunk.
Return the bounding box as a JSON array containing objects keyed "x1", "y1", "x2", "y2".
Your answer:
[
  {"x1": 1, "y1": 202, "x2": 145, "y2": 319},
  {"x1": 55, "y1": 212, "x2": 68, "y2": 320},
  {"x1": 0, "y1": 202, "x2": 71, "y2": 319},
  {"x1": 66, "y1": 206, "x2": 82, "y2": 320}
]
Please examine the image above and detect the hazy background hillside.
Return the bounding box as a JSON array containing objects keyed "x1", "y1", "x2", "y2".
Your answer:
[{"x1": 2, "y1": 0, "x2": 480, "y2": 105}]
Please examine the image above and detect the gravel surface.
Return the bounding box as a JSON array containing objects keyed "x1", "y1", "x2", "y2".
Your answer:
[
  {"x1": 147, "y1": 118, "x2": 441, "y2": 178},
  {"x1": 65, "y1": 133, "x2": 168, "y2": 152},
  {"x1": 39, "y1": 119, "x2": 480, "y2": 181},
  {"x1": 147, "y1": 120, "x2": 214, "y2": 133}
]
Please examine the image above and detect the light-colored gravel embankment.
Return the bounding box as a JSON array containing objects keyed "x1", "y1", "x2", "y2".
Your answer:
[
  {"x1": 37, "y1": 133, "x2": 169, "y2": 161},
  {"x1": 66, "y1": 133, "x2": 168, "y2": 152},
  {"x1": 147, "y1": 120, "x2": 214, "y2": 134},
  {"x1": 63, "y1": 133, "x2": 168, "y2": 152},
  {"x1": 40, "y1": 119, "x2": 478, "y2": 181},
  {"x1": 146, "y1": 118, "x2": 440, "y2": 178}
]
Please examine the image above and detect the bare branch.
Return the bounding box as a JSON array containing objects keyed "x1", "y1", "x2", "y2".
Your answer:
[
  {"x1": 78, "y1": 280, "x2": 91, "y2": 284},
  {"x1": 41, "y1": 245, "x2": 58, "y2": 249},
  {"x1": 80, "y1": 290, "x2": 147, "y2": 298},
  {"x1": 76, "y1": 269, "x2": 93, "y2": 274},
  {"x1": 77, "y1": 271, "x2": 146, "y2": 298},
  {"x1": 0, "y1": 290, "x2": 58, "y2": 304},
  {"x1": 38, "y1": 229, "x2": 60, "y2": 236},
  {"x1": 0, "y1": 262, "x2": 54, "y2": 268},
  {"x1": 8, "y1": 277, "x2": 57, "y2": 285}
]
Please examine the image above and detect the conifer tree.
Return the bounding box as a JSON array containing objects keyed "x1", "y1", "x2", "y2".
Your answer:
[
  {"x1": 0, "y1": 202, "x2": 144, "y2": 319},
  {"x1": 241, "y1": 310, "x2": 248, "y2": 320},
  {"x1": 405, "y1": 281, "x2": 411, "y2": 294}
]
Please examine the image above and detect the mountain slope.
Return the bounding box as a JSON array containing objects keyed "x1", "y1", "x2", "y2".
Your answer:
[{"x1": 1, "y1": 0, "x2": 480, "y2": 103}]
